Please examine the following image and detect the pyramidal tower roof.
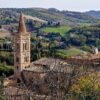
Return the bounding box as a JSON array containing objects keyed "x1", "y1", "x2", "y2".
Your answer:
[{"x1": 18, "y1": 13, "x2": 26, "y2": 33}]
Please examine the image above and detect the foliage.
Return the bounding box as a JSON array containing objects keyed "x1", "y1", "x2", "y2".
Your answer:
[
  {"x1": 0, "y1": 63, "x2": 13, "y2": 76},
  {"x1": 80, "y1": 46, "x2": 92, "y2": 53},
  {"x1": 67, "y1": 25, "x2": 100, "y2": 49},
  {"x1": 0, "y1": 51, "x2": 13, "y2": 65},
  {"x1": 0, "y1": 8, "x2": 99, "y2": 26},
  {"x1": 70, "y1": 73, "x2": 100, "y2": 99},
  {"x1": 86, "y1": 10, "x2": 100, "y2": 19}
]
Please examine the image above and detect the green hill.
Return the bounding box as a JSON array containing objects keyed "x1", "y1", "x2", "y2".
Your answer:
[
  {"x1": 86, "y1": 10, "x2": 100, "y2": 19},
  {"x1": 66, "y1": 24, "x2": 100, "y2": 50},
  {"x1": 0, "y1": 8, "x2": 100, "y2": 26}
]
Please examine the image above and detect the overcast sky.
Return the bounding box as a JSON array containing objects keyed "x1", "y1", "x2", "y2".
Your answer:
[{"x1": 0, "y1": 0, "x2": 100, "y2": 12}]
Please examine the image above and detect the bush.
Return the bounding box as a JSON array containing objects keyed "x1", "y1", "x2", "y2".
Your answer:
[
  {"x1": 0, "y1": 64, "x2": 14, "y2": 76},
  {"x1": 80, "y1": 46, "x2": 92, "y2": 53}
]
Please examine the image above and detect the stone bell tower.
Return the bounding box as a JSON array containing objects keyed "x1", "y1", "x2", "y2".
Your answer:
[{"x1": 14, "y1": 13, "x2": 30, "y2": 76}]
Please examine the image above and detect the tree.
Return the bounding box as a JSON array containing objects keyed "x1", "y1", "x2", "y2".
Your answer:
[{"x1": 70, "y1": 72, "x2": 100, "y2": 100}]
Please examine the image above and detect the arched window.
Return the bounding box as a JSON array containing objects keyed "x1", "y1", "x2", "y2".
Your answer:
[
  {"x1": 24, "y1": 56, "x2": 28, "y2": 63},
  {"x1": 23, "y1": 42, "x2": 27, "y2": 51},
  {"x1": 25, "y1": 43, "x2": 27, "y2": 50}
]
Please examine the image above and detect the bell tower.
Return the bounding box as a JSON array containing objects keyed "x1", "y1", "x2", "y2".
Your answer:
[{"x1": 14, "y1": 13, "x2": 30, "y2": 76}]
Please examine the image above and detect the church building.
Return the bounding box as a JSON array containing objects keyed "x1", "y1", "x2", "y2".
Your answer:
[
  {"x1": 13, "y1": 13, "x2": 74, "y2": 93},
  {"x1": 14, "y1": 13, "x2": 30, "y2": 77}
]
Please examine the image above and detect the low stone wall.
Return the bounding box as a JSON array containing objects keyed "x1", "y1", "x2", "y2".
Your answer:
[
  {"x1": 64, "y1": 58, "x2": 100, "y2": 68},
  {"x1": 5, "y1": 94, "x2": 51, "y2": 100}
]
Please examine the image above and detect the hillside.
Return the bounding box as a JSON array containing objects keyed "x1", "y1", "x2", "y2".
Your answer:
[
  {"x1": 86, "y1": 10, "x2": 100, "y2": 19},
  {"x1": 0, "y1": 8, "x2": 100, "y2": 58},
  {"x1": 0, "y1": 8, "x2": 100, "y2": 26},
  {"x1": 66, "y1": 24, "x2": 100, "y2": 50}
]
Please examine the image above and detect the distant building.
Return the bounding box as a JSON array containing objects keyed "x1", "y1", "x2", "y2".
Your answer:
[{"x1": 92, "y1": 47, "x2": 99, "y2": 54}]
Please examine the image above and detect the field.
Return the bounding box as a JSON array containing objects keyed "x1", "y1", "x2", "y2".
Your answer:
[
  {"x1": 41, "y1": 26, "x2": 71, "y2": 36},
  {"x1": 56, "y1": 48, "x2": 87, "y2": 58}
]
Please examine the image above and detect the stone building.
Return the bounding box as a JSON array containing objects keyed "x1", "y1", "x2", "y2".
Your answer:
[
  {"x1": 21, "y1": 57, "x2": 74, "y2": 94},
  {"x1": 14, "y1": 13, "x2": 30, "y2": 78},
  {"x1": 13, "y1": 13, "x2": 74, "y2": 94}
]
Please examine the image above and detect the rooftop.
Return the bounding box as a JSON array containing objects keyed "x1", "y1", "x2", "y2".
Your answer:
[{"x1": 24, "y1": 57, "x2": 73, "y2": 73}]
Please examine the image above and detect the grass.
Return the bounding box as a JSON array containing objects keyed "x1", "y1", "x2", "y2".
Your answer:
[
  {"x1": 41, "y1": 26, "x2": 71, "y2": 36},
  {"x1": 56, "y1": 48, "x2": 87, "y2": 58}
]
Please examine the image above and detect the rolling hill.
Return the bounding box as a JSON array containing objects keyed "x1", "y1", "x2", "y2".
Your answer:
[
  {"x1": 86, "y1": 10, "x2": 100, "y2": 19},
  {"x1": 0, "y1": 8, "x2": 100, "y2": 26}
]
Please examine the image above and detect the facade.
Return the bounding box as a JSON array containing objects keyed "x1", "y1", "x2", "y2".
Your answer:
[
  {"x1": 21, "y1": 57, "x2": 73, "y2": 94},
  {"x1": 14, "y1": 13, "x2": 30, "y2": 77},
  {"x1": 14, "y1": 14, "x2": 74, "y2": 92}
]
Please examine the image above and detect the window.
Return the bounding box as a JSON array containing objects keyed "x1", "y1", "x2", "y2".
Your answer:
[
  {"x1": 25, "y1": 43, "x2": 27, "y2": 50},
  {"x1": 16, "y1": 57, "x2": 19, "y2": 62},
  {"x1": 23, "y1": 43, "x2": 24, "y2": 51},
  {"x1": 24, "y1": 56, "x2": 28, "y2": 62},
  {"x1": 16, "y1": 43, "x2": 20, "y2": 50},
  {"x1": 23, "y1": 42, "x2": 27, "y2": 51}
]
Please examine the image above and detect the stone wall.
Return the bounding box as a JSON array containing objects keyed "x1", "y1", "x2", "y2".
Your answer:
[
  {"x1": 20, "y1": 57, "x2": 100, "y2": 95},
  {"x1": 21, "y1": 70, "x2": 72, "y2": 94},
  {"x1": 65, "y1": 58, "x2": 100, "y2": 68},
  {"x1": 5, "y1": 94, "x2": 51, "y2": 100}
]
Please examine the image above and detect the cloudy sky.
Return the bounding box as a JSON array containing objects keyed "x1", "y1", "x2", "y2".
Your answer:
[{"x1": 0, "y1": 0, "x2": 100, "y2": 12}]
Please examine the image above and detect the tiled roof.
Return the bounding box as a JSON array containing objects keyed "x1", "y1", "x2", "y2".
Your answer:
[{"x1": 24, "y1": 57, "x2": 73, "y2": 73}]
